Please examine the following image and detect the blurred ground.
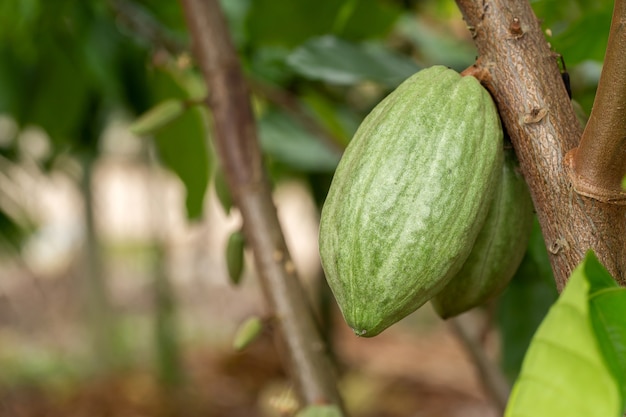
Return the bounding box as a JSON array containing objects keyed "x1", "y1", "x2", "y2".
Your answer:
[{"x1": 0, "y1": 153, "x2": 500, "y2": 417}]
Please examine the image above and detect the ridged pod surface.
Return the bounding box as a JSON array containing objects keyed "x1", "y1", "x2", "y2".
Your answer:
[
  {"x1": 432, "y1": 149, "x2": 534, "y2": 319},
  {"x1": 319, "y1": 66, "x2": 503, "y2": 337}
]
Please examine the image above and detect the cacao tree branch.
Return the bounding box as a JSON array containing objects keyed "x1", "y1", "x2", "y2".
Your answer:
[
  {"x1": 178, "y1": 0, "x2": 343, "y2": 408},
  {"x1": 455, "y1": 0, "x2": 626, "y2": 289},
  {"x1": 449, "y1": 315, "x2": 510, "y2": 414},
  {"x1": 565, "y1": 0, "x2": 626, "y2": 204}
]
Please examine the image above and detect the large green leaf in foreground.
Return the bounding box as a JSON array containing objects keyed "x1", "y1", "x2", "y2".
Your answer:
[
  {"x1": 505, "y1": 252, "x2": 623, "y2": 417},
  {"x1": 586, "y1": 255, "x2": 626, "y2": 412}
]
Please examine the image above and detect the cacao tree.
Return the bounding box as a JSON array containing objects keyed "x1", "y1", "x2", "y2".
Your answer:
[
  {"x1": 177, "y1": 0, "x2": 626, "y2": 415},
  {"x1": 1, "y1": 0, "x2": 625, "y2": 415}
]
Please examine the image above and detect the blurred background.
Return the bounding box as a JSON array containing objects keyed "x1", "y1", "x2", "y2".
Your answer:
[{"x1": 0, "y1": 0, "x2": 611, "y2": 415}]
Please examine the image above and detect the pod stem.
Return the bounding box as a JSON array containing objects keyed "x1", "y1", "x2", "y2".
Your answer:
[
  {"x1": 179, "y1": 0, "x2": 343, "y2": 408},
  {"x1": 455, "y1": 0, "x2": 626, "y2": 289},
  {"x1": 564, "y1": 0, "x2": 626, "y2": 204}
]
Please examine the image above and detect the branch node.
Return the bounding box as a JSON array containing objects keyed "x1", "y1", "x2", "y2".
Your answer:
[
  {"x1": 564, "y1": 149, "x2": 626, "y2": 205},
  {"x1": 508, "y1": 17, "x2": 524, "y2": 38},
  {"x1": 522, "y1": 107, "x2": 548, "y2": 124},
  {"x1": 461, "y1": 58, "x2": 492, "y2": 87},
  {"x1": 548, "y1": 238, "x2": 569, "y2": 254}
]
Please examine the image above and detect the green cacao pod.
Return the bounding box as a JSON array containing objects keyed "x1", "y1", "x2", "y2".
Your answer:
[
  {"x1": 432, "y1": 149, "x2": 534, "y2": 319},
  {"x1": 319, "y1": 66, "x2": 503, "y2": 337}
]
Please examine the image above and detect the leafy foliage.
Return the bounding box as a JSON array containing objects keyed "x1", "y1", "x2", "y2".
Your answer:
[
  {"x1": 287, "y1": 36, "x2": 420, "y2": 87},
  {"x1": 497, "y1": 220, "x2": 558, "y2": 382},
  {"x1": 296, "y1": 404, "x2": 344, "y2": 417},
  {"x1": 246, "y1": 0, "x2": 400, "y2": 48},
  {"x1": 505, "y1": 252, "x2": 626, "y2": 417},
  {"x1": 145, "y1": 65, "x2": 211, "y2": 220},
  {"x1": 258, "y1": 110, "x2": 340, "y2": 172},
  {"x1": 586, "y1": 257, "x2": 626, "y2": 411}
]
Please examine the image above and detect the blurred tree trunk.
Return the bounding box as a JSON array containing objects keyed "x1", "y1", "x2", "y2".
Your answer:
[
  {"x1": 79, "y1": 154, "x2": 119, "y2": 368},
  {"x1": 145, "y1": 144, "x2": 184, "y2": 388}
]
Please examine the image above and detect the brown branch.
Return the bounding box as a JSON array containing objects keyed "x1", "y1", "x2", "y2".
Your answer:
[
  {"x1": 454, "y1": 0, "x2": 626, "y2": 289},
  {"x1": 178, "y1": 0, "x2": 343, "y2": 408},
  {"x1": 448, "y1": 314, "x2": 510, "y2": 414},
  {"x1": 565, "y1": 0, "x2": 626, "y2": 204}
]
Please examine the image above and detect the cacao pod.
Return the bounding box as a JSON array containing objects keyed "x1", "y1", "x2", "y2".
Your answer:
[
  {"x1": 319, "y1": 66, "x2": 503, "y2": 337},
  {"x1": 432, "y1": 149, "x2": 534, "y2": 318}
]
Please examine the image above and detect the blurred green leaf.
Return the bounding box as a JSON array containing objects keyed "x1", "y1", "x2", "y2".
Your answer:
[
  {"x1": 0, "y1": 209, "x2": 28, "y2": 251},
  {"x1": 127, "y1": 0, "x2": 188, "y2": 36},
  {"x1": 497, "y1": 220, "x2": 558, "y2": 382},
  {"x1": 214, "y1": 166, "x2": 234, "y2": 214},
  {"x1": 246, "y1": 0, "x2": 400, "y2": 48},
  {"x1": 149, "y1": 66, "x2": 211, "y2": 220},
  {"x1": 233, "y1": 316, "x2": 263, "y2": 351},
  {"x1": 18, "y1": 40, "x2": 93, "y2": 149},
  {"x1": 248, "y1": 46, "x2": 295, "y2": 85},
  {"x1": 394, "y1": 15, "x2": 475, "y2": 71},
  {"x1": 258, "y1": 110, "x2": 341, "y2": 172},
  {"x1": 531, "y1": 0, "x2": 613, "y2": 35},
  {"x1": 301, "y1": 91, "x2": 357, "y2": 148},
  {"x1": 0, "y1": 49, "x2": 29, "y2": 117},
  {"x1": 226, "y1": 230, "x2": 245, "y2": 286},
  {"x1": 505, "y1": 251, "x2": 622, "y2": 417},
  {"x1": 219, "y1": 0, "x2": 251, "y2": 48},
  {"x1": 296, "y1": 405, "x2": 344, "y2": 417},
  {"x1": 0, "y1": 0, "x2": 151, "y2": 155},
  {"x1": 130, "y1": 100, "x2": 187, "y2": 136},
  {"x1": 552, "y1": 7, "x2": 612, "y2": 65},
  {"x1": 287, "y1": 36, "x2": 420, "y2": 87},
  {"x1": 335, "y1": 0, "x2": 400, "y2": 41}
]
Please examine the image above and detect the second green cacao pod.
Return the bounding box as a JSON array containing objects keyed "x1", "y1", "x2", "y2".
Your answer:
[
  {"x1": 432, "y1": 149, "x2": 534, "y2": 319},
  {"x1": 319, "y1": 66, "x2": 503, "y2": 337}
]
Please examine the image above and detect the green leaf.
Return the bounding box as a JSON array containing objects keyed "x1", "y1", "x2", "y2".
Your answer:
[
  {"x1": 149, "y1": 66, "x2": 211, "y2": 220},
  {"x1": 246, "y1": 0, "x2": 399, "y2": 48},
  {"x1": 300, "y1": 91, "x2": 356, "y2": 148},
  {"x1": 19, "y1": 39, "x2": 93, "y2": 149},
  {"x1": 153, "y1": 108, "x2": 210, "y2": 220},
  {"x1": 287, "y1": 36, "x2": 420, "y2": 87},
  {"x1": 246, "y1": 0, "x2": 336, "y2": 48},
  {"x1": 622, "y1": 175, "x2": 626, "y2": 190},
  {"x1": 130, "y1": 100, "x2": 187, "y2": 136},
  {"x1": 233, "y1": 316, "x2": 263, "y2": 351},
  {"x1": 258, "y1": 110, "x2": 340, "y2": 172},
  {"x1": 497, "y1": 220, "x2": 558, "y2": 382},
  {"x1": 214, "y1": 166, "x2": 234, "y2": 214},
  {"x1": 585, "y1": 254, "x2": 626, "y2": 411},
  {"x1": 219, "y1": 0, "x2": 250, "y2": 48},
  {"x1": 394, "y1": 15, "x2": 476, "y2": 71},
  {"x1": 504, "y1": 252, "x2": 622, "y2": 417},
  {"x1": 226, "y1": 230, "x2": 245, "y2": 286},
  {"x1": 551, "y1": 7, "x2": 613, "y2": 65},
  {"x1": 295, "y1": 404, "x2": 344, "y2": 417}
]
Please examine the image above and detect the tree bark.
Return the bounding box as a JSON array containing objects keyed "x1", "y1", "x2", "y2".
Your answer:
[
  {"x1": 179, "y1": 0, "x2": 343, "y2": 408},
  {"x1": 565, "y1": 0, "x2": 626, "y2": 204},
  {"x1": 455, "y1": 0, "x2": 626, "y2": 289}
]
